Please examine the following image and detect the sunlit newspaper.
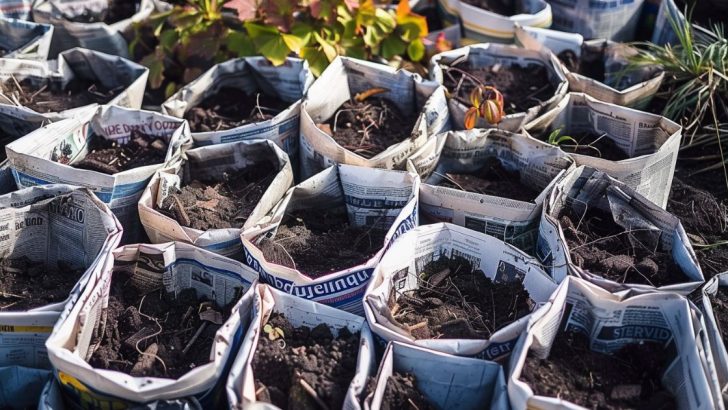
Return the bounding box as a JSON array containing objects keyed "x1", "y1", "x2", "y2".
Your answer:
[
  {"x1": 0, "y1": 17, "x2": 53, "y2": 60},
  {"x1": 46, "y1": 241, "x2": 259, "y2": 406},
  {"x1": 507, "y1": 276, "x2": 723, "y2": 410},
  {"x1": 364, "y1": 223, "x2": 557, "y2": 359},
  {"x1": 546, "y1": 0, "x2": 646, "y2": 41},
  {"x1": 699, "y1": 273, "x2": 728, "y2": 403},
  {"x1": 456, "y1": 0, "x2": 551, "y2": 43}
]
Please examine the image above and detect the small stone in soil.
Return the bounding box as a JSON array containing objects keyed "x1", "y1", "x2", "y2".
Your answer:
[
  {"x1": 158, "y1": 162, "x2": 276, "y2": 230},
  {"x1": 0, "y1": 78, "x2": 118, "y2": 113},
  {"x1": 184, "y1": 87, "x2": 289, "y2": 132},
  {"x1": 259, "y1": 208, "x2": 387, "y2": 278},
  {"x1": 72, "y1": 130, "x2": 168, "y2": 175},
  {"x1": 382, "y1": 372, "x2": 437, "y2": 410},
  {"x1": 0, "y1": 257, "x2": 83, "y2": 311},
  {"x1": 391, "y1": 255, "x2": 531, "y2": 339},
  {"x1": 252, "y1": 313, "x2": 359, "y2": 410},
  {"x1": 437, "y1": 156, "x2": 539, "y2": 202},
  {"x1": 521, "y1": 331, "x2": 676, "y2": 410}
]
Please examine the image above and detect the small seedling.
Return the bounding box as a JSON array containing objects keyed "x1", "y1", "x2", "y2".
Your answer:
[
  {"x1": 263, "y1": 323, "x2": 285, "y2": 341},
  {"x1": 546, "y1": 128, "x2": 578, "y2": 147},
  {"x1": 464, "y1": 85, "x2": 505, "y2": 129}
]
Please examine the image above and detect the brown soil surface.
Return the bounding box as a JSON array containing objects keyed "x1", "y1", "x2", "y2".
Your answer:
[
  {"x1": 89, "y1": 269, "x2": 231, "y2": 379},
  {"x1": 561, "y1": 207, "x2": 687, "y2": 287},
  {"x1": 437, "y1": 157, "x2": 539, "y2": 202},
  {"x1": 259, "y1": 209, "x2": 387, "y2": 278},
  {"x1": 391, "y1": 256, "x2": 531, "y2": 339},
  {"x1": 556, "y1": 131, "x2": 629, "y2": 161},
  {"x1": 558, "y1": 48, "x2": 606, "y2": 82},
  {"x1": 184, "y1": 87, "x2": 289, "y2": 133},
  {"x1": 522, "y1": 331, "x2": 676, "y2": 410},
  {"x1": 382, "y1": 372, "x2": 437, "y2": 410},
  {"x1": 323, "y1": 97, "x2": 417, "y2": 159},
  {"x1": 442, "y1": 63, "x2": 555, "y2": 114},
  {"x1": 711, "y1": 289, "x2": 728, "y2": 348},
  {"x1": 158, "y1": 162, "x2": 276, "y2": 230},
  {"x1": 459, "y1": 0, "x2": 516, "y2": 15},
  {"x1": 64, "y1": 0, "x2": 139, "y2": 24},
  {"x1": 252, "y1": 313, "x2": 359, "y2": 410},
  {"x1": 0, "y1": 257, "x2": 83, "y2": 311},
  {"x1": 0, "y1": 78, "x2": 119, "y2": 113},
  {"x1": 71, "y1": 130, "x2": 168, "y2": 174}
]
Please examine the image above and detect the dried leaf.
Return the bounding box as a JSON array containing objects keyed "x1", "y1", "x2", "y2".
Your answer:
[{"x1": 354, "y1": 87, "x2": 389, "y2": 102}]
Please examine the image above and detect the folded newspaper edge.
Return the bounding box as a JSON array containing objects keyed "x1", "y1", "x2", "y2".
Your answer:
[
  {"x1": 545, "y1": 0, "x2": 646, "y2": 41},
  {"x1": 700, "y1": 273, "x2": 728, "y2": 401},
  {"x1": 364, "y1": 222, "x2": 557, "y2": 359},
  {"x1": 46, "y1": 241, "x2": 259, "y2": 405},
  {"x1": 225, "y1": 284, "x2": 375, "y2": 410},
  {"x1": 429, "y1": 43, "x2": 568, "y2": 133},
  {"x1": 436, "y1": 0, "x2": 551, "y2": 42},
  {"x1": 507, "y1": 276, "x2": 723, "y2": 410},
  {"x1": 0, "y1": 17, "x2": 54, "y2": 60}
]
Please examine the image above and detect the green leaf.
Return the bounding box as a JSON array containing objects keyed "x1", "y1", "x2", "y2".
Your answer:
[
  {"x1": 140, "y1": 52, "x2": 165, "y2": 90},
  {"x1": 407, "y1": 38, "x2": 425, "y2": 62},
  {"x1": 165, "y1": 82, "x2": 178, "y2": 99},
  {"x1": 291, "y1": 23, "x2": 314, "y2": 45},
  {"x1": 363, "y1": 25, "x2": 382, "y2": 48},
  {"x1": 282, "y1": 33, "x2": 306, "y2": 53},
  {"x1": 398, "y1": 22, "x2": 422, "y2": 42},
  {"x1": 258, "y1": 34, "x2": 291, "y2": 66},
  {"x1": 227, "y1": 31, "x2": 255, "y2": 56},
  {"x1": 300, "y1": 46, "x2": 329, "y2": 77},
  {"x1": 159, "y1": 29, "x2": 178, "y2": 52},
  {"x1": 244, "y1": 22, "x2": 279, "y2": 38},
  {"x1": 314, "y1": 32, "x2": 338, "y2": 61},
  {"x1": 381, "y1": 36, "x2": 406, "y2": 59},
  {"x1": 345, "y1": 44, "x2": 366, "y2": 60},
  {"x1": 374, "y1": 8, "x2": 396, "y2": 32}
]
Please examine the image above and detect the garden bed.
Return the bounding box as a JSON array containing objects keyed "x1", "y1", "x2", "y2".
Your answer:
[
  {"x1": 436, "y1": 157, "x2": 539, "y2": 202},
  {"x1": 1, "y1": 78, "x2": 118, "y2": 113},
  {"x1": 184, "y1": 88, "x2": 288, "y2": 133},
  {"x1": 71, "y1": 130, "x2": 168, "y2": 174}
]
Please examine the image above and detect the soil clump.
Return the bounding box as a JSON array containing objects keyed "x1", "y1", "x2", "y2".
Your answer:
[
  {"x1": 184, "y1": 87, "x2": 289, "y2": 133},
  {"x1": 0, "y1": 257, "x2": 83, "y2": 311},
  {"x1": 0, "y1": 78, "x2": 119, "y2": 113},
  {"x1": 382, "y1": 372, "x2": 437, "y2": 410},
  {"x1": 459, "y1": 0, "x2": 516, "y2": 15},
  {"x1": 437, "y1": 157, "x2": 539, "y2": 202},
  {"x1": 70, "y1": 130, "x2": 168, "y2": 174}
]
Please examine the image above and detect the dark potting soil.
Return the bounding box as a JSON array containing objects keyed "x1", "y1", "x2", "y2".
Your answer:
[
  {"x1": 158, "y1": 162, "x2": 276, "y2": 230},
  {"x1": 459, "y1": 0, "x2": 516, "y2": 15},
  {"x1": 252, "y1": 313, "x2": 359, "y2": 410},
  {"x1": 557, "y1": 49, "x2": 606, "y2": 82},
  {"x1": 71, "y1": 130, "x2": 168, "y2": 174},
  {"x1": 437, "y1": 156, "x2": 539, "y2": 202},
  {"x1": 443, "y1": 63, "x2": 555, "y2": 114},
  {"x1": 675, "y1": 0, "x2": 726, "y2": 29},
  {"x1": 382, "y1": 372, "x2": 437, "y2": 410},
  {"x1": 184, "y1": 87, "x2": 289, "y2": 133},
  {"x1": 554, "y1": 131, "x2": 629, "y2": 161},
  {"x1": 710, "y1": 289, "x2": 728, "y2": 349},
  {"x1": 391, "y1": 256, "x2": 531, "y2": 339},
  {"x1": 323, "y1": 97, "x2": 417, "y2": 159},
  {"x1": 0, "y1": 257, "x2": 83, "y2": 311},
  {"x1": 561, "y1": 207, "x2": 687, "y2": 287},
  {"x1": 0, "y1": 78, "x2": 118, "y2": 113},
  {"x1": 89, "y1": 269, "x2": 231, "y2": 379},
  {"x1": 521, "y1": 331, "x2": 676, "y2": 410},
  {"x1": 259, "y1": 209, "x2": 387, "y2": 278},
  {"x1": 64, "y1": 0, "x2": 139, "y2": 24}
]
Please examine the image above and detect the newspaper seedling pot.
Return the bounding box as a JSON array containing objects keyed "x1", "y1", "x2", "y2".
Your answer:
[
  {"x1": 523, "y1": 92, "x2": 681, "y2": 208},
  {"x1": 7, "y1": 105, "x2": 189, "y2": 243},
  {"x1": 242, "y1": 164, "x2": 419, "y2": 315},
  {"x1": 546, "y1": 0, "x2": 646, "y2": 41},
  {"x1": 430, "y1": 43, "x2": 567, "y2": 133},
  {"x1": 364, "y1": 223, "x2": 557, "y2": 359},
  {"x1": 457, "y1": 0, "x2": 551, "y2": 42},
  {"x1": 508, "y1": 276, "x2": 722, "y2": 410},
  {"x1": 537, "y1": 166, "x2": 704, "y2": 294},
  {"x1": 407, "y1": 128, "x2": 572, "y2": 254},
  {"x1": 699, "y1": 273, "x2": 728, "y2": 404},
  {"x1": 0, "y1": 16, "x2": 53, "y2": 60},
  {"x1": 366, "y1": 341, "x2": 508, "y2": 410},
  {"x1": 139, "y1": 139, "x2": 294, "y2": 259},
  {"x1": 226, "y1": 285, "x2": 375, "y2": 410},
  {"x1": 299, "y1": 56, "x2": 450, "y2": 179},
  {"x1": 162, "y1": 57, "x2": 314, "y2": 164},
  {"x1": 46, "y1": 242, "x2": 258, "y2": 407}
]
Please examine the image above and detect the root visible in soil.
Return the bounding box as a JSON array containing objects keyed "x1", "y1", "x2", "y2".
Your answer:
[
  {"x1": 0, "y1": 257, "x2": 83, "y2": 311},
  {"x1": 521, "y1": 331, "x2": 676, "y2": 410},
  {"x1": 252, "y1": 313, "x2": 359, "y2": 410},
  {"x1": 88, "y1": 269, "x2": 233, "y2": 379},
  {"x1": 71, "y1": 130, "x2": 168, "y2": 174},
  {"x1": 184, "y1": 87, "x2": 289, "y2": 132},
  {"x1": 390, "y1": 255, "x2": 531, "y2": 340},
  {"x1": 460, "y1": 0, "x2": 516, "y2": 15},
  {"x1": 259, "y1": 208, "x2": 387, "y2": 278},
  {"x1": 442, "y1": 62, "x2": 555, "y2": 114},
  {"x1": 552, "y1": 131, "x2": 629, "y2": 161},
  {"x1": 0, "y1": 77, "x2": 119, "y2": 113},
  {"x1": 561, "y1": 207, "x2": 687, "y2": 287},
  {"x1": 382, "y1": 372, "x2": 437, "y2": 410},
  {"x1": 436, "y1": 157, "x2": 539, "y2": 202},
  {"x1": 158, "y1": 162, "x2": 276, "y2": 230},
  {"x1": 321, "y1": 96, "x2": 417, "y2": 159}
]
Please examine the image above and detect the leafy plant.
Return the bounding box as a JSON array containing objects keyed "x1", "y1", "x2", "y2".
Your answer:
[
  {"x1": 546, "y1": 127, "x2": 578, "y2": 146},
  {"x1": 464, "y1": 85, "x2": 505, "y2": 129}
]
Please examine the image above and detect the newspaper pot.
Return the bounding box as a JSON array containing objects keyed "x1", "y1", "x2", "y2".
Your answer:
[
  {"x1": 161, "y1": 57, "x2": 314, "y2": 164},
  {"x1": 31, "y1": 0, "x2": 157, "y2": 58},
  {"x1": 458, "y1": 0, "x2": 551, "y2": 43},
  {"x1": 139, "y1": 139, "x2": 294, "y2": 259},
  {"x1": 523, "y1": 92, "x2": 681, "y2": 208},
  {"x1": 545, "y1": 0, "x2": 646, "y2": 41},
  {"x1": 366, "y1": 341, "x2": 508, "y2": 409},
  {"x1": 299, "y1": 56, "x2": 450, "y2": 180},
  {"x1": 0, "y1": 17, "x2": 53, "y2": 60},
  {"x1": 515, "y1": 25, "x2": 665, "y2": 109},
  {"x1": 364, "y1": 223, "x2": 557, "y2": 359},
  {"x1": 507, "y1": 276, "x2": 722, "y2": 410},
  {"x1": 0, "y1": 0, "x2": 32, "y2": 19},
  {"x1": 407, "y1": 128, "x2": 573, "y2": 254},
  {"x1": 6, "y1": 104, "x2": 189, "y2": 243},
  {"x1": 226, "y1": 284, "x2": 376, "y2": 409},
  {"x1": 537, "y1": 166, "x2": 704, "y2": 294},
  {"x1": 0, "y1": 160, "x2": 16, "y2": 194},
  {"x1": 429, "y1": 43, "x2": 568, "y2": 133},
  {"x1": 0, "y1": 47, "x2": 148, "y2": 147},
  {"x1": 699, "y1": 273, "x2": 728, "y2": 404},
  {"x1": 46, "y1": 241, "x2": 258, "y2": 407},
  {"x1": 242, "y1": 164, "x2": 419, "y2": 315}
]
